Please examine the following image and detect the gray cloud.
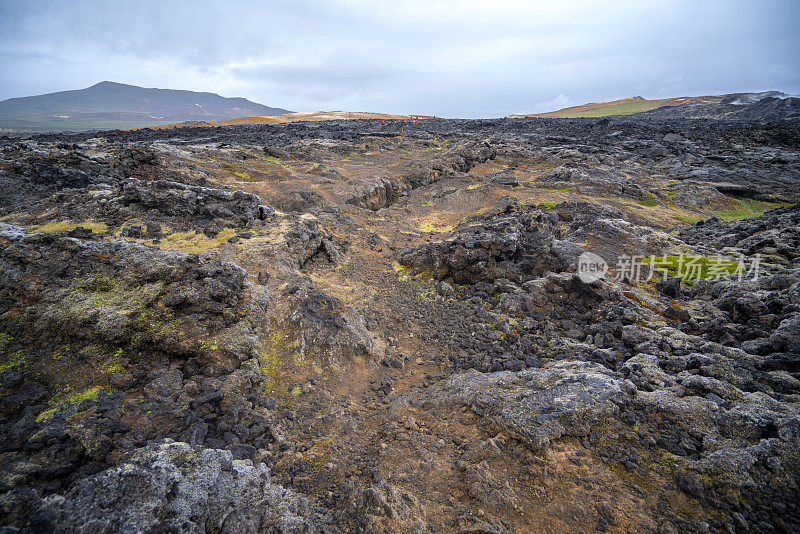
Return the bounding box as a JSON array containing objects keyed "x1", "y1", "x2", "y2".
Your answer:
[
  {"x1": 1, "y1": 0, "x2": 799, "y2": 117},
  {"x1": 228, "y1": 58, "x2": 402, "y2": 102}
]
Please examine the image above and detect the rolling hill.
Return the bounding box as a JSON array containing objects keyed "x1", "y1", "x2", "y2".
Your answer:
[
  {"x1": 509, "y1": 92, "x2": 800, "y2": 120},
  {"x1": 0, "y1": 81, "x2": 291, "y2": 132},
  {"x1": 508, "y1": 95, "x2": 723, "y2": 118}
]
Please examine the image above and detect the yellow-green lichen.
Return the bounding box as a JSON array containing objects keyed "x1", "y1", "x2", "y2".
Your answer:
[
  {"x1": 637, "y1": 193, "x2": 659, "y2": 207},
  {"x1": 71, "y1": 276, "x2": 159, "y2": 315},
  {"x1": 539, "y1": 185, "x2": 574, "y2": 192},
  {"x1": 198, "y1": 337, "x2": 220, "y2": 353},
  {"x1": 61, "y1": 276, "x2": 198, "y2": 350},
  {"x1": 0, "y1": 332, "x2": 13, "y2": 353},
  {"x1": 30, "y1": 219, "x2": 109, "y2": 235},
  {"x1": 258, "y1": 324, "x2": 303, "y2": 394},
  {"x1": 155, "y1": 228, "x2": 237, "y2": 253},
  {"x1": 416, "y1": 221, "x2": 454, "y2": 234},
  {"x1": 0, "y1": 333, "x2": 25, "y2": 373},
  {"x1": 301, "y1": 437, "x2": 334, "y2": 476},
  {"x1": 102, "y1": 348, "x2": 126, "y2": 374},
  {"x1": 36, "y1": 386, "x2": 110, "y2": 422},
  {"x1": 0, "y1": 350, "x2": 24, "y2": 374},
  {"x1": 391, "y1": 262, "x2": 438, "y2": 303},
  {"x1": 232, "y1": 170, "x2": 253, "y2": 181}
]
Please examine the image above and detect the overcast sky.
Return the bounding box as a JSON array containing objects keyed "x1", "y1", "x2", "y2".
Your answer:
[{"x1": 1, "y1": 0, "x2": 798, "y2": 118}]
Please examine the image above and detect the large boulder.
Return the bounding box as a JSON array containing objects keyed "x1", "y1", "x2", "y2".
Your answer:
[
  {"x1": 430, "y1": 361, "x2": 632, "y2": 450},
  {"x1": 12, "y1": 440, "x2": 318, "y2": 533},
  {"x1": 398, "y1": 202, "x2": 566, "y2": 284}
]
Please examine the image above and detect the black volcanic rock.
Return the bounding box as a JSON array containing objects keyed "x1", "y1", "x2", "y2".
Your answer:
[
  {"x1": 1, "y1": 108, "x2": 800, "y2": 533},
  {"x1": 398, "y1": 201, "x2": 567, "y2": 284},
  {"x1": 641, "y1": 92, "x2": 800, "y2": 121}
]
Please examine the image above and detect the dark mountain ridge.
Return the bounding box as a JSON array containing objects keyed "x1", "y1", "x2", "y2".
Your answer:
[
  {"x1": 0, "y1": 81, "x2": 291, "y2": 132},
  {"x1": 640, "y1": 91, "x2": 800, "y2": 120}
]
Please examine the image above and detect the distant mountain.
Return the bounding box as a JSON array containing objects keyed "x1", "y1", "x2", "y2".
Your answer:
[
  {"x1": 509, "y1": 92, "x2": 800, "y2": 120},
  {"x1": 0, "y1": 81, "x2": 292, "y2": 132}
]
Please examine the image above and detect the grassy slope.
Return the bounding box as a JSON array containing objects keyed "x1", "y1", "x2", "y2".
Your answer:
[
  {"x1": 711, "y1": 197, "x2": 793, "y2": 220},
  {"x1": 510, "y1": 95, "x2": 723, "y2": 118},
  {"x1": 567, "y1": 99, "x2": 672, "y2": 117},
  {"x1": 0, "y1": 115, "x2": 176, "y2": 132},
  {"x1": 211, "y1": 111, "x2": 421, "y2": 125}
]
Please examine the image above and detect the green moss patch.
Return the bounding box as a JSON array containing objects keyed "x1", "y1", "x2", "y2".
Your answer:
[
  {"x1": 0, "y1": 333, "x2": 25, "y2": 373},
  {"x1": 0, "y1": 332, "x2": 13, "y2": 354},
  {"x1": 0, "y1": 349, "x2": 24, "y2": 374},
  {"x1": 155, "y1": 228, "x2": 237, "y2": 253},
  {"x1": 102, "y1": 348, "x2": 126, "y2": 374},
  {"x1": 61, "y1": 276, "x2": 197, "y2": 352},
  {"x1": 36, "y1": 385, "x2": 111, "y2": 422},
  {"x1": 637, "y1": 193, "x2": 659, "y2": 207},
  {"x1": 30, "y1": 219, "x2": 109, "y2": 234},
  {"x1": 711, "y1": 198, "x2": 792, "y2": 221},
  {"x1": 220, "y1": 161, "x2": 256, "y2": 181},
  {"x1": 71, "y1": 276, "x2": 159, "y2": 313},
  {"x1": 643, "y1": 255, "x2": 743, "y2": 283},
  {"x1": 539, "y1": 184, "x2": 574, "y2": 192}
]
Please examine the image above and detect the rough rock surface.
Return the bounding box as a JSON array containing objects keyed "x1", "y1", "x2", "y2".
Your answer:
[
  {"x1": 398, "y1": 200, "x2": 569, "y2": 284},
  {"x1": 6, "y1": 440, "x2": 317, "y2": 533},
  {"x1": 1, "y1": 112, "x2": 799, "y2": 532}
]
